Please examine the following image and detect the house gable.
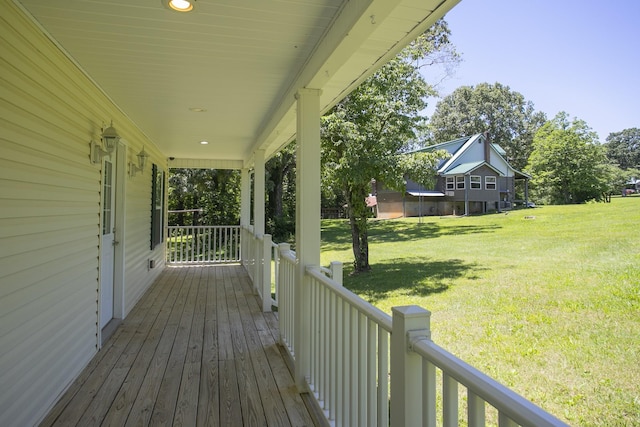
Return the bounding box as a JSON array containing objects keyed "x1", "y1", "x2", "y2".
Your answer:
[{"x1": 416, "y1": 134, "x2": 521, "y2": 178}]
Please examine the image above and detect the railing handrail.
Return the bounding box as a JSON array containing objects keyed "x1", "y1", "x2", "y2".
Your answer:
[
  {"x1": 168, "y1": 224, "x2": 240, "y2": 229},
  {"x1": 411, "y1": 337, "x2": 568, "y2": 427},
  {"x1": 280, "y1": 247, "x2": 296, "y2": 263}
]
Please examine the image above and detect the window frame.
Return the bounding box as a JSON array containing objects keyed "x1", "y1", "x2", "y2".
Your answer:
[
  {"x1": 446, "y1": 176, "x2": 455, "y2": 190},
  {"x1": 485, "y1": 176, "x2": 497, "y2": 190},
  {"x1": 456, "y1": 175, "x2": 465, "y2": 190},
  {"x1": 151, "y1": 164, "x2": 165, "y2": 250},
  {"x1": 470, "y1": 175, "x2": 481, "y2": 190}
]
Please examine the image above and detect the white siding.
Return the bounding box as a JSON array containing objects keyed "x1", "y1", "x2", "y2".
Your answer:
[
  {"x1": 123, "y1": 162, "x2": 165, "y2": 315},
  {"x1": 489, "y1": 148, "x2": 511, "y2": 176},
  {"x1": 0, "y1": 1, "x2": 166, "y2": 425}
]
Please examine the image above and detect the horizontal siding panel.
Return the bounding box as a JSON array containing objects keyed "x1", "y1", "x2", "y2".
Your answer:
[
  {"x1": 0, "y1": 120, "x2": 99, "y2": 177},
  {"x1": 0, "y1": 2, "x2": 167, "y2": 425},
  {"x1": 0, "y1": 198, "x2": 98, "y2": 219},
  {"x1": 10, "y1": 329, "x2": 95, "y2": 427},
  {"x1": 123, "y1": 173, "x2": 157, "y2": 315},
  {"x1": 0, "y1": 214, "x2": 95, "y2": 240},
  {"x1": 0, "y1": 180, "x2": 97, "y2": 204},
  {"x1": 0, "y1": 242, "x2": 97, "y2": 308},
  {"x1": 0, "y1": 303, "x2": 96, "y2": 427},
  {"x1": 0, "y1": 13, "x2": 116, "y2": 125},
  {"x1": 0, "y1": 268, "x2": 96, "y2": 370},
  {"x1": 0, "y1": 71, "x2": 96, "y2": 142},
  {"x1": 0, "y1": 74, "x2": 102, "y2": 155},
  {"x1": 0, "y1": 3, "x2": 103, "y2": 425},
  {"x1": 0, "y1": 223, "x2": 95, "y2": 261}
]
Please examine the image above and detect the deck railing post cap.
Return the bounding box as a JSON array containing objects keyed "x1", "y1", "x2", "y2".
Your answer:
[{"x1": 392, "y1": 305, "x2": 431, "y2": 318}]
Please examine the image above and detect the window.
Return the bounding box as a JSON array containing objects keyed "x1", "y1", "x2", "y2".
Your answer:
[
  {"x1": 446, "y1": 176, "x2": 455, "y2": 190},
  {"x1": 485, "y1": 176, "x2": 497, "y2": 190},
  {"x1": 151, "y1": 164, "x2": 165, "y2": 249},
  {"x1": 470, "y1": 175, "x2": 481, "y2": 189},
  {"x1": 456, "y1": 176, "x2": 465, "y2": 190},
  {"x1": 102, "y1": 161, "x2": 113, "y2": 235}
]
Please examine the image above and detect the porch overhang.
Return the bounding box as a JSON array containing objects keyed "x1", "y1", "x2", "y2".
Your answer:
[{"x1": 16, "y1": 0, "x2": 461, "y2": 167}]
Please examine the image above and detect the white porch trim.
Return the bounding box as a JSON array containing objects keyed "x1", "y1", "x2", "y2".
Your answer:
[
  {"x1": 240, "y1": 168, "x2": 251, "y2": 228},
  {"x1": 253, "y1": 149, "x2": 266, "y2": 235}
]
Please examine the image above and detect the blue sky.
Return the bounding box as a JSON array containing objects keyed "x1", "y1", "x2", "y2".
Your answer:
[{"x1": 423, "y1": 0, "x2": 640, "y2": 142}]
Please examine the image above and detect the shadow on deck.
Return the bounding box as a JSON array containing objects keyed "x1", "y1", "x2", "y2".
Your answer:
[{"x1": 40, "y1": 265, "x2": 317, "y2": 426}]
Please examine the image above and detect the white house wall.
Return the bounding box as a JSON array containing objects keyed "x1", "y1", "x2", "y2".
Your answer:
[
  {"x1": 489, "y1": 148, "x2": 512, "y2": 176},
  {"x1": 0, "y1": 1, "x2": 165, "y2": 425},
  {"x1": 452, "y1": 136, "x2": 486, "y2": 168}
]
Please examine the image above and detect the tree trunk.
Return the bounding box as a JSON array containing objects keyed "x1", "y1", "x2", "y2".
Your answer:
[
  {"x1": 274, "y1": 180, "x2": 284, "y2": 218},
  {"x1": 347, "y1": 187, "x2": 371, "y2": 273}
]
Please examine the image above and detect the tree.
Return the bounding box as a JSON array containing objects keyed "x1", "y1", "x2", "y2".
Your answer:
[
  {"x1": 604, "y1": 128, "x2": 640, "y2": 170},
  {"x1": 600, "y1": 164, "x2": 640, "y2": 201},
  {"x1": 428, "y1": 82, "x2": 547, "y2": 171},
  {"x1": 526, "y1": 112, "x2": 609, "y2": 204},
  {"x1": 321, "y1": 21, "x2": 455, "y2": 273},
  {"x1": 168, "y1": 169, "x2": 240, "y2": 226},
  {"x1": 265, "y1": 142, "x2": 296, "y2": 242}
]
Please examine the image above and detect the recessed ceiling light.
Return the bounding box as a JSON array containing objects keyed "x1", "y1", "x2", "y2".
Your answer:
[
  {"x1": 189, "y1": 107, "x2": 207, "y2": 112},
  {"x1": 167, "y1": 0, "x2": 194, "y2": 12},
  {"x1": 200, "y1": 141, "x2": 209, "y2": 145}
]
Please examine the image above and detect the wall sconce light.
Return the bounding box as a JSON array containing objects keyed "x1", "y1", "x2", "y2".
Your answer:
[
  {"x1": 90, "y1": 121, "x2": 121, "y2": 164},
  {"x1": 130, "y1": 147, "x2": 149, "y2": 177}
]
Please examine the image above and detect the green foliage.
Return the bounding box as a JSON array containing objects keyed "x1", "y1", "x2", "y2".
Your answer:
[
  {"x1": 399, "y1": 151, "x2": 449, "y2": 189},
  {"x1": 321, "y1": 21, "x2": 458, "y2": 272},
  {"x1": 603, "y1": 127, "x2": 640, "y2": 169},
  {"x1": 428, "y1": 82, "x2": 547, "y2": 170},
  {"x1": 601, "y1": 164, "x2": 640, "y2": 197},
  {"x1": 168, "y1": 168, "x2": 240, "y2": 225},
  {"x1": 526, "y1": 112, "x2": 609, "y2": 204}
]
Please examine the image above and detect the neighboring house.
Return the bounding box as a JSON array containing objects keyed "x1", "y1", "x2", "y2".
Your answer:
[{"x1": 377, "y1": 134, "x2": 531, "y2": 218}]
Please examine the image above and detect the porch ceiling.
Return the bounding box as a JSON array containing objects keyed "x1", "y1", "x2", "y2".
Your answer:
[{"x1": 16, "y1": 0, "x2": 460, "y2": 167}]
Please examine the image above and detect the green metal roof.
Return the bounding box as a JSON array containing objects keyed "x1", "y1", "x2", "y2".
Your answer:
[{"x1": 443, "y1": 161, "x2": 485, "y2": 175}]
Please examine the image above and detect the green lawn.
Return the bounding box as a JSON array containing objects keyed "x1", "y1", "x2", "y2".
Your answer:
[{"x1": 320, "y1": 196, "x2": 640, "y2": 426}]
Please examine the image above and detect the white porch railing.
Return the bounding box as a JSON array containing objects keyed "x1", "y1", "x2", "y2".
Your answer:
[
  {"x1": 167, "y1": 225, "x2": 241, "y2": 264},
  {"x1": 174, "y1": 225, "x2": 568, "y2": 426},
  {"x1": 240, "y1": 226, "x2": 276, "y2": 312},
  {"x1": 272, "y1": 243, "x2": 569, "y2": 427}
]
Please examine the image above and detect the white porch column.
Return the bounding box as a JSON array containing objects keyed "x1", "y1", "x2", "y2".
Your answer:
[
  {"x1": 240, "y1": 168, "x2": 251, "y2": 268},
  {"x1": 294, "y1": 88, "x2": 321, "y2": 390},
  {"x1": 240, "y1": 168, "x2": 251, "y2": 227},
  {"x1": 253, "y1": 149, "x2": 266, "y2": 236}
]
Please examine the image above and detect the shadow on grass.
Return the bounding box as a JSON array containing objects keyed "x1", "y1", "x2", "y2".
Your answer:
[
  {"x1": 343, "y1": 257, "x2": 483, "y2": 304},
  {"x1": 322, "y1": 218, "x2": 502, "y2": 252}
]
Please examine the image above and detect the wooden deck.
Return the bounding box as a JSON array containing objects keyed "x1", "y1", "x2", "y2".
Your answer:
[{"x1": 40, "y1": 265, "x2": 318, "y2": 427}]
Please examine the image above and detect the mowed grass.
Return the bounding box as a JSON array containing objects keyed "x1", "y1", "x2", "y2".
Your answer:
[{"x1": 320, "y1": 196, "x2": 640, "y2": 426}]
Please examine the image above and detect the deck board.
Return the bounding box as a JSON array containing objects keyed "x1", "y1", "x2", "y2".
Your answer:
[{"x1": 40, "y1": 265, "x2": 317, "y2": 427}]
